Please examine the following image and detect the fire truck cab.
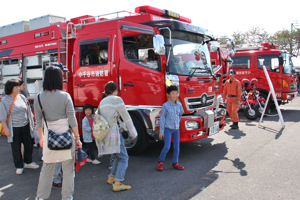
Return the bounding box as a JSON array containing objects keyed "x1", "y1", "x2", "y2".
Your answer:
[
  {"x1": 231, "y1": 42, "x2": 298, "y2": 106},
  {"x1": 0, "y1": 6, "x2": 227, "y2": 154}
]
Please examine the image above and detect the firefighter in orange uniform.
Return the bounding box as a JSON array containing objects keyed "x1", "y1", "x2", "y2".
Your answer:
[{"x1": 223, "y1": 69, "x2": 242, "y2": 129}]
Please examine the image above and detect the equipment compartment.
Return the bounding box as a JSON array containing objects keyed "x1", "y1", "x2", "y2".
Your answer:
[
  {"x1": 0, "y1": 21, "x2": 29, "y2": 37},
  {"x1": 26, "y1": 68, "x2": 43, "y2": 79},
  {"x1": 29, "y1": 15, "x2": 65, "y2": 30},
  {"x1": 2, "y1": 64, "x2": 19, "y2": 76}
]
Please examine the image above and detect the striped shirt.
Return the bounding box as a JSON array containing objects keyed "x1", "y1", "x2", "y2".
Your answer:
[
  {"x1": 97, "y1": 95, "x2": 137, "y2": 155},
  {"x1": 0, "y1": 94, "x2": 28, "y2": 127}
]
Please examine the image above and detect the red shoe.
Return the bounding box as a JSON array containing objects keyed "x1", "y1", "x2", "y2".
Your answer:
[
  {"x1": 157, "y1": 161, "x2": 163, "y2": 171},
  {"x1": 172, "y1": 162, "x2": 184, "y2": 170}
]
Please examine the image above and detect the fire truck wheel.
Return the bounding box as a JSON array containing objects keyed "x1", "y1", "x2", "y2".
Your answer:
[
  {"x1": 125, "y1": 115, "x2": 149, "y2": 155},
  {"x1": 244, "y1": 104, "x2": 259, "y2": 120},
  {"x1": 259, "y1": 92, "x2": 273, "y2": 110}
]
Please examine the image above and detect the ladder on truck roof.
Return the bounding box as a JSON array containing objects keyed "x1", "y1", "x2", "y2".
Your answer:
[{"x1": 76, "y1": 10, "x2": 137, "y2": 28}]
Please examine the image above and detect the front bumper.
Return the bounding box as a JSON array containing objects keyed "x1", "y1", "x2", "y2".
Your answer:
[
  {"x1": 282, "y1": 91, "x2": 297, "y2": 101},
  {"x1": 178, "y1": 108, "x2": 226, "y2": 142}
]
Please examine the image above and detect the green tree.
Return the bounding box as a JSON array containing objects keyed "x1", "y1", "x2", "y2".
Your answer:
[
  {"x1": 232, "y1": 31, "x2": 245, "y2": 46},
  {"x1": 270, "y1": 29, "x2": 291, "y2": 53},
  {"x1": 235, "y1": 27, "x2": 269, "y2": 47}
]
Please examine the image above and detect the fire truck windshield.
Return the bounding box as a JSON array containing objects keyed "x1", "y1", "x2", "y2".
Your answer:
[
  {"x1": 164, "y1": 31, "x2": 212, "y2": 76},
  {"x1": 281, "y1": 52, "x2": 296, "y2": 74}
]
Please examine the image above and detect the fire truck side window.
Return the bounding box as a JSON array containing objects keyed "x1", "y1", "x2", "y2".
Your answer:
[
  {"x1": 232, "y1": 56, "x2": 251, "y2": 69},
  {"x1": 257, "y1": 55, "x2": 279, "y2": 73},
  {"x1": 123, "y1": 35, "x2": 159, "y2": 71},
  {"x1": 80, "y1": 40, "x2": 109, "y2": 66}
]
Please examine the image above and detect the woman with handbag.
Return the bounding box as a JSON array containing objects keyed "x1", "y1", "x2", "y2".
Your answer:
[
  {"x1": 98, "y1": 81, "x2": 137, "y2": 192},
  {"x1": 0, "y1": 79, "x2": 39, "y2": 175},
  {"x1": 34, "y1": 65, "x2": 82, "y2": 200}
]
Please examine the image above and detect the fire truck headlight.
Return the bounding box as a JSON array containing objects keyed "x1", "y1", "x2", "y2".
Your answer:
[
  {"x1": 185, "y1": 121, "x2": 200, "y2": 130},
  {"x1": 215, "y1": 108, "x2": 226, "y2": 117},
  {"x1": 220, "y1": 109, "x2": 226, "y2": 116},
  {"x1": 287, "y1": 94, "x2": 292, "y2": 99}
]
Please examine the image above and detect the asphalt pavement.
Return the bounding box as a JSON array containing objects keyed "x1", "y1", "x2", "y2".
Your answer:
[{"x1": 0, "y1": 97, "x2": 300, "y2": 200}]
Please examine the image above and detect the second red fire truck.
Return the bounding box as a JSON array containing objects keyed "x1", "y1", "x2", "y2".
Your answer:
[
  {"x1": 231, "y1": 42, "x2": 298, "y2": 107},
  {"x1": 0, "y1": 6, "x2": 231, "y2": 154}
]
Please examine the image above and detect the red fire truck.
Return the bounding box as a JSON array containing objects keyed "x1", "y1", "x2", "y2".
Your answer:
[
  {"x1": 231, "y1": 42, "x2": 298, "y2": 106},
  {"x1": 0, "y1": 6, "x2": 228, "y2": 154}
]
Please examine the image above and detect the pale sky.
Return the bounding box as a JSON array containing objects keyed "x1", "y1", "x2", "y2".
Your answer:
[{"x1": 0, "y1": 0, "x2": 299, "y2": 38}]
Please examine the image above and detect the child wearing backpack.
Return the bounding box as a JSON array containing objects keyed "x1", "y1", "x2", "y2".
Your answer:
[
  {"x1": 157, "y1": 86, "x2": 184, "y2": 171},
  {"x1": 82, "y1": 104, "x2": 101, "y2": 164}
]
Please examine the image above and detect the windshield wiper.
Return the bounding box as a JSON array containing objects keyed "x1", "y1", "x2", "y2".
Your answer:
[
  {"x1": 186, "y1": 66, "x2": 217, "y2": 81},
  {"x1": 186, "y1": 67, "x2": 203, "y2": 81}
]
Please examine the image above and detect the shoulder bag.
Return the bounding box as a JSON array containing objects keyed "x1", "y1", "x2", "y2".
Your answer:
[
  {"x1": 0, "y1": 95, "x2": 18, "y2": 136},
  {"x1": 92, "y1": 110, "x2": 113, "y2": 141},
  {"x1": 38, "y1": 94, "x2": 73, "y2": 150}
]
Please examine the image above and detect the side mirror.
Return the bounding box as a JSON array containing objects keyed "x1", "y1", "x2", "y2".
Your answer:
[
  {"x1": 228, "y1": 39, "x2": 235, "y2": 57},
  {"x1": 226, "y1": 58, "x2": 233, "y2": 74},
  {"x1": 153, "y1": 35, "x2": 165, "y2": 55}
]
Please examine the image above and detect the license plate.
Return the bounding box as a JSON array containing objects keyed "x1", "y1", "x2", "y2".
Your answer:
[{"x1": 209, "y1": 121, "x2": 219, "y2": 136}]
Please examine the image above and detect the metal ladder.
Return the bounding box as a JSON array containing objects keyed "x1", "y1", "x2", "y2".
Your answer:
[{"x1": 78, "y1": 10, "x2": 137, "y2": 27}]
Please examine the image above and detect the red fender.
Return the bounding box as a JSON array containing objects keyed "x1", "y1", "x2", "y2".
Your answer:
[
  {"x1": 248, "y1": 100, "x2": 257, "y2": 104},
  {"x1": 257, "y1": 98, "x2": 266, "y2": 102}
]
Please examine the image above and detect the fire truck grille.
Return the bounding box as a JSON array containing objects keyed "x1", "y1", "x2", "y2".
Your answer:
[
  {"x1": 184, "y1": 94, "x2": 215, "y2": 111},
  {"x1": 290, "y1": 83, "x2": 297, "y2": 91}
]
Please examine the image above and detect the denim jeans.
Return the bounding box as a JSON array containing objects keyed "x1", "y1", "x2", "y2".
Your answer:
[
  {"x1": 53, "y1": 162, "x2": 62, "y2": 184},
  {"x1": 11, "y1": 123, "x2": 33, "y2": 168},
  {"x1": 158, "y1": 128, "x2": 180, "y2": 163},
  {"x1": 110, "y1": 134, "x2": 128, "y2": 181}
]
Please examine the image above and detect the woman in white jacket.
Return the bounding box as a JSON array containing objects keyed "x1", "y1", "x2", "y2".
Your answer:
[{"x1": 98, "y1": 81, "x2": 137, "y2": 192}]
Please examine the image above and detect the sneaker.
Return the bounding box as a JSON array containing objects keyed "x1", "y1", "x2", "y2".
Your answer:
[
  {"x1": 24, "y1": 162, "x2": 39, "y2": 169},
  {"x1": 52, "y1": 182, "x2": 62, "y2": 188},
  {"x1": 172, "y1": 162, "x2": 184, "y2": 170},
  {"x1": 157, "y1": 161, "x2": 163, "y2": 171},
  {"x1": 112, "y1": 183, "x2": 131, "y2": 192},
  {"x1": 107, "y1": 175, "x2": 124, "y2": 184},
  {"x1": 86, "y1": 158, "x2": 93, "y2": 163},
  {"x1": 92, "y1": 159, "x2": 101, "y2": 165},
  {"x1": 16, "y1": 168, "x2": 23, "y2": 175},
  {"x1": 107, "y1": 175, "x2": 115, "y2": 184}
]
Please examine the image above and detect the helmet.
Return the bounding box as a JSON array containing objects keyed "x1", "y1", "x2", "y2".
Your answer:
[
  {"x1": 99, "y1": 49, "x2": 108, "y2": 61},
  {"x1": 229, "y1": 69, "x2": 236, "y2": 75},
  {"x1": 51, "y1": 63, "x2": 68, "y2": 72},
  {"x1": 250, "y1": 78, "x2": 258, "y2": 88},
  {"x1": 241, "y1": 78, "x2": 251, "y2": 90}
]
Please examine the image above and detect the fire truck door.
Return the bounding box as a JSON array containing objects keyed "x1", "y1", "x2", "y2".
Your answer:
[
  {"x1": 118, "y1": 24, "x2": 165, "y2": 106},
  {"x1": 73, "y1": 37, "x2": 111, "y2": 107},
  {"x1": 256, "y1": 54, "x2": 282, "y2": 98}
]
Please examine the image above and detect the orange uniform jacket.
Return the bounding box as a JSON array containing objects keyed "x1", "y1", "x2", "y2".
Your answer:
[
  {"x1": 223, "y1": 78, "x2": 242, "y2": 101},
  {"x1": 223, "y1": 78, "x2": 242, "y2": 122}
]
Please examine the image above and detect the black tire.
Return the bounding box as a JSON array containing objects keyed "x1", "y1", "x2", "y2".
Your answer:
[
  {"x1": 259, "y1": 92, "x2": 274, "y2": 109},
  {"x1": 244, "y1": 104, "x2": 259, "y2": 120},
  {"x1": 125, "y1": 115, "x2": 149, "y2": 155}
]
